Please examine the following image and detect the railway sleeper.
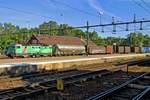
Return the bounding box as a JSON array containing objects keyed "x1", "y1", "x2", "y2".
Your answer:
[
  {"x1": 9, "y1": 86, "x2": 53, "y2": 99},
  {"x1": 87, "y1": 72, "x2": 150, "y2": 100},
  {"x1": 128, "y1": 84, "x2": 147, "y2": 89},
  {"x1": 0, "y1": 70, "x2": 124, "y2": 99},
  {"x1": 143, "y1": 76, "x2": 150, "y2": 80},
  {"x1": 135, "y1": 80, "x2": 150, "y2": 86},
  {"x1": 114, "y1": 87, "x2": 142, "y2": 98},
  {"x1": 112, "y1": 94, "x2": 133, "y2": 100},
  {"x1": 109, "y1": 76, "x2": 150, "y2": 100}
]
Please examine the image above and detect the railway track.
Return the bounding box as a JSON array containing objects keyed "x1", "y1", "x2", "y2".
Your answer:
[
  {"x1": 0, "y1": 57, "x2": 149, "y2": 99},
  {"x1": 0, "y1": 69, "x2": 112, "y2": 100},
  {"x1": 0, "y1": 57, "x2": 148, "y2": 86},
  {"x1": 0, "y1": 57, "x2": 149, "y2": 90},
  {"x1": 0, "y1": 69, "x2": 86, "y2": 89},
  {"x1": 0, "y1": 63, "x2": 112, "y2": 85},
  {"x1": 87, "y1": 72, "x2": 150, "y2": 100},
  {"x1": 0, "y1": 70, "x2": 145, "y2": 100}
]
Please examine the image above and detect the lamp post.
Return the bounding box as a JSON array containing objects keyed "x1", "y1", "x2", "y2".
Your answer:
[
  {"x1": 99, "y1": 12, "x2": 102, "y2": 25},
  {"x1": 26, "y1": 21, "x2": 30, "y2": 40},
  {"x1": 99, "y1": 12, "x2": 103, "y2": 25}
]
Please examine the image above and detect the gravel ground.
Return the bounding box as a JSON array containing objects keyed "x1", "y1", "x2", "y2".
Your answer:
[
  {"x1": 0, "y1": 60, "x2": 149, "y2": 91},
  {"x1": 26, "y1": 70, "x2": 144, "y2": 100}
]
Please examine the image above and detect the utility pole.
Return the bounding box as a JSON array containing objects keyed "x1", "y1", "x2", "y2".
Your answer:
[
  {"x1": 61, "y1": 24, "x2": 64, "y2": 36},
  {"x1": 99, "y1": 12, "x2": 104, "y2": 33},
  {"x1": 86, "y1": 21, "x2": 89, "y2": 55},
  {"x1": 48, "y1": 22, "x2": 51, "y2": 35},
  {"x1": 112, "y1": 17, "x2": 116, "y2": 33},
  {"x1": 38, "y1": 29, "x2": 40, "y2": 35},
  {"x1": 130, "y1": 14, "x2": 136, "y2": 46},
  {"x1": 133, "y1": 14, "x2": 136, "y2": 32},
  {"x1": 26, "y1": 21, "x2": 30, "y2": 40}
]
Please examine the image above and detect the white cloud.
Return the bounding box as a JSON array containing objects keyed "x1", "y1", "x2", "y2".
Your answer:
[
  {"x1": 88, "y1": 0, "x2": 104, "y2": 15},
  {"x1": 88, "y1": 0, "x2": 121, "y2": 20}
]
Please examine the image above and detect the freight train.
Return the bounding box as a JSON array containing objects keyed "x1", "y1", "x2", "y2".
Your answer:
[
  {"x1": 5, "y1": 43, "x2": 150, "y2": 58},
  {"x1": 5, "y1": 44, "x2": 86, "y2": 58}
]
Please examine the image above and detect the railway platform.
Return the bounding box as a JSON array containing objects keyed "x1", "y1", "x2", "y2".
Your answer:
[{"x1": 0, "y1": 53, "x2": 149, "y2": 75}]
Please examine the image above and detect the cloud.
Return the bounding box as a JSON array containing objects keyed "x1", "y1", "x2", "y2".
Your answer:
[
  {"x1": 88, "y1": 0, "x2": 121, "y2": 20},
  {"x1": 88, "y1": 0, "x2": 104, "y2": 15}
]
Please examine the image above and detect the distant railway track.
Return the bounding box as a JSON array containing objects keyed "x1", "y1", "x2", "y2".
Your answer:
[{"x1": 87, "y1": 72, "x2": 150, "y2": 100}]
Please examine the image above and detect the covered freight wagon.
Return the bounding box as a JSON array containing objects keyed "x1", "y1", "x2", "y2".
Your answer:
[{"x1": 53, "y1": 44, "x2": 86, "y2": 56}]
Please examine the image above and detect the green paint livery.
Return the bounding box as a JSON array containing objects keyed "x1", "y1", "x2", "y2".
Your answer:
[{"x1": 5, "y1": 44, "x2": 53, "y2": 57}]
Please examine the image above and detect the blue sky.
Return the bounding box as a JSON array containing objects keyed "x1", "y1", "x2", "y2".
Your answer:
[{"x1": 0, "y1": 0, "x2": 150, "y2": 37}]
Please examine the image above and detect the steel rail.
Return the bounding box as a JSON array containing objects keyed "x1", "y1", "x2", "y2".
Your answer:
[
  {"x1": 0, "y1": 69, "x2": 111, "y2": 100},
  {"x1": 87, "y1": 72, "x2": 150, "y2": 100},
  {"x1": 132, "y1": 86, "x2": 150, "y2": 100},
  {"x1": 0, "y1": 58, "x2": 149, "y2": 99}
]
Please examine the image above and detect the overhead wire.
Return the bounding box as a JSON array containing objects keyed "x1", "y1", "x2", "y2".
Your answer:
[
  {"x1": 49, "y1": 0, "x2": 99, "y2": 18},
  {"x1": 141, "y1": 0, "x2": 150, "y2": 9},
  {"x1": 0, "y1": 4, "x2": 57, "y2": 20},
  {"x1": 47, "y1": 0, "x2": 122, "y2": 34},
  {"x1": 132, "y1": 0, "x2": 150, "y2": 15},
  {"x1": 124, "y1": 0, "x2": 150, "y2": 33},
  {"x1": 0, "y1": 0, "x2": 124, "y2": 33},
  {"x1": 0, "y1": 0, "x2": 149, "y2": 34}
]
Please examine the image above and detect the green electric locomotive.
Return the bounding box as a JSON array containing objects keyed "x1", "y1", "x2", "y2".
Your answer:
[{"x1": 5, "y1": 44, "x2": 53, "y2": 58}]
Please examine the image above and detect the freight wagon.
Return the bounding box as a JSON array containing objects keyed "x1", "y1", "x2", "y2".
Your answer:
[
  {"x1": 105, "y1": 46, "x2": 113, "y2": 54},
  {"x1": 53, "y1": 44, "x2": 86, "y2": 56},
  {"x1": 124, "y1": 46, "x2": 131, "y2": 54},
  {"x1": 88, "y1": 46, "x2": 106, "y2": 54},
  {"x1": 117, "y1": 46, "x2": 124, "y2": 54},
  {"x1": 116, "y1": 46, "x2": 131, "y2": 54},
  {"x1": 87, "y1": 46, "x2": 113, "y2": 54},
  {"x1": 131, "y1": 47, "x2": 140, "y2": 53},
  {"x1": 141, "y1": 47, "x2": 150, "y2": 53}
]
